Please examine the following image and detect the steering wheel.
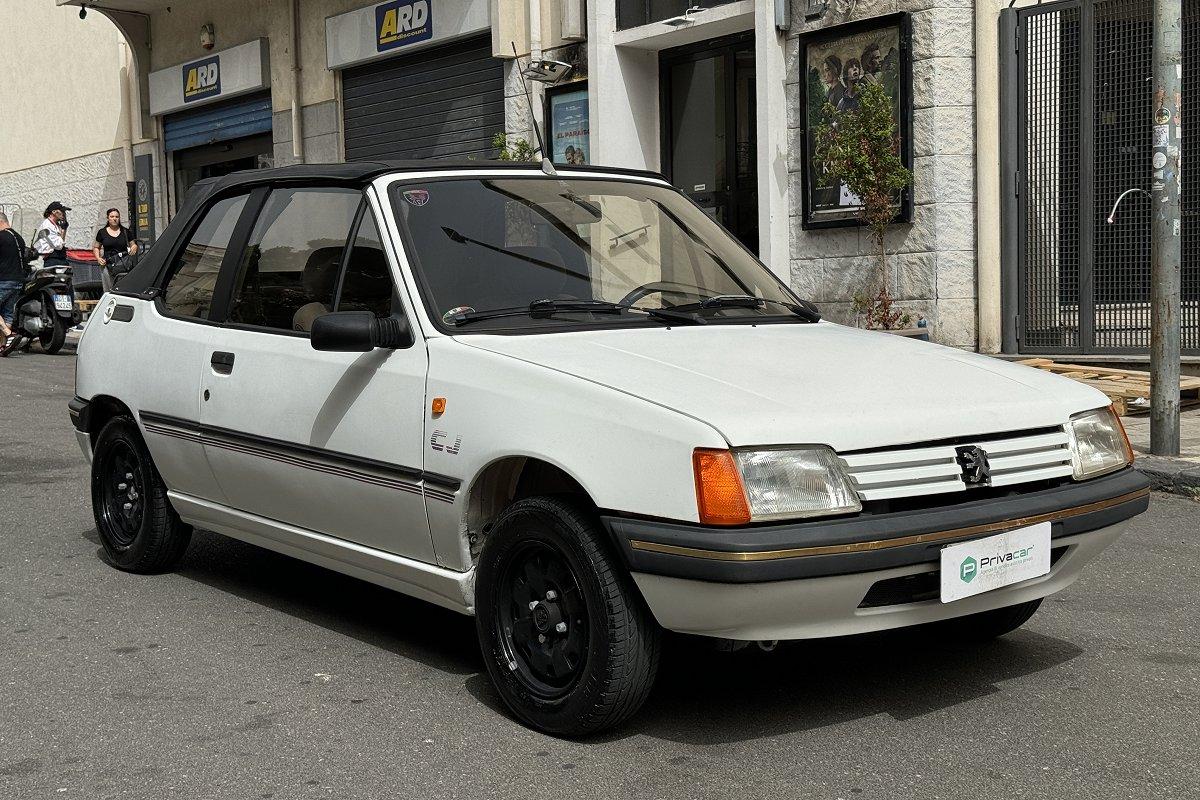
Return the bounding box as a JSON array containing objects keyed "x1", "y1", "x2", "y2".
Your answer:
[{"x1": 618, "y1": 281, "x2": 701, "y2": 308}]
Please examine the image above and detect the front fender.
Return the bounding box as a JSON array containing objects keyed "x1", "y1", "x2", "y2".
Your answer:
[{"x1": 423, "y1": 338, "x2": 728, "y2": 571}]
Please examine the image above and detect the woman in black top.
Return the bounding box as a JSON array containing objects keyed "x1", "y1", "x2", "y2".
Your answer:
[{"x1": 93, "y1": 209, "x2": 138, "y2": 291}]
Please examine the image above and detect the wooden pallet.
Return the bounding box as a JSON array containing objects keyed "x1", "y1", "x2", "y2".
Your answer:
[{"x1": 1017, "y1": 358, "x2": 1200, "y2": 415}]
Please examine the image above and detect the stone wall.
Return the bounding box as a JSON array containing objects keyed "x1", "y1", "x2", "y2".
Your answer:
[
  {"x1": 785, "y1": 1, "x2": 977, "y2": 347},
  {"x1": 0, "y1": 149, "x2": 133, "y2": 251},
  {"x1": 272, "y1": 101, "x2": 344, "y2": 167}
]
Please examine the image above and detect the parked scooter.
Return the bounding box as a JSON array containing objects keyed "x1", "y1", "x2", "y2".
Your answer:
[{"x1": 9, "y1": 261, "x2": 80, "y2": 354}]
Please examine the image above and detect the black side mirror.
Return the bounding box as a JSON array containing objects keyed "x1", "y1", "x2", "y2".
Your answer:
[{"x1": 310, "y1": 311, "x2": 413, "y2": 352}]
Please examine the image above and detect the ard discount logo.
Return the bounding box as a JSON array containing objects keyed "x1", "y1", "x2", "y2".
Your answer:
[
  {"x1": 376, "y1": 0, "x2": 433, "y2": 52},
  {"x1": 183, "y1": 55, "x2": 221, "y2": 103}
]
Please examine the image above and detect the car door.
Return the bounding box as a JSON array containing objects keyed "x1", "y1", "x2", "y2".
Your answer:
[
  {"x1": 134, "y1": 192, "x2": 253, "y2": 504},
  {"x1": 197, "y1": 185, "x2": 436, "y2": 563}
]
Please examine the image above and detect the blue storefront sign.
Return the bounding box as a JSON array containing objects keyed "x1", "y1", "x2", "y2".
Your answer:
[
  {"x1": 182, "y1": 55, "x2": 221, "y2": 104},
  {"x1": 376, "y1": 0, "x2": 433, "y2": 53}
]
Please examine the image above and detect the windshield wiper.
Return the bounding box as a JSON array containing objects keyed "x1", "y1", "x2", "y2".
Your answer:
[
  {"x1": 446, "y1": 299, "x2": 705, "y2": 327},
  {"x1": 669, "y1": 295, "x2": 821, "y2": 322}
]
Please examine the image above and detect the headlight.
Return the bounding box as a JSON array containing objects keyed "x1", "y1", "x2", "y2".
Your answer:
[
  {"x1": 1067, "y1": 405, "x2": 1133, "y2": 480},
  {"x1": 693, "y1": 447, "x2": 861, "y2": 526}
]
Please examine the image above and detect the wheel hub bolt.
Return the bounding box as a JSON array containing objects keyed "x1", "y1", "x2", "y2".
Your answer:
[
  {"x1": 125, "y1": 473, "x2": 133, "y2": 480},
  {"x1": 538, "y1": 634, "x2": 546, "y2": 644},
  {"x1": 555, "y1": 622, "x2": 567, "y2": 633},
  {"x1": 117, "y1": 482, "x2": 127, "y2": 490},
  {"x1": 545, "y1": 590, "x2": 557, "y2": 601},
  {"x1": 123, "y1": 502, "x2": 132, "y2": 511},
  {"x1": 528, "y1": 601, "x2": 539, "y2": 610}
]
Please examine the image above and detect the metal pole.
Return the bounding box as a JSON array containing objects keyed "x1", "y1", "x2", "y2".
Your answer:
[{"x1": 1151, "y1": 0, "x2": 1182, "y2": 456}]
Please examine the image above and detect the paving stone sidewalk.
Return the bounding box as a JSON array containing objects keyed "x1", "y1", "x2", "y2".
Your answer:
[{"x1": 1126, "y1": 409, "x2": 1200, "y2": 498}]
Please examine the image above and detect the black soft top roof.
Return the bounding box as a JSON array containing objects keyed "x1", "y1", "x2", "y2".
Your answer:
[{"x1": 116, "y1": 160, "x2": 666, "y2": 295}]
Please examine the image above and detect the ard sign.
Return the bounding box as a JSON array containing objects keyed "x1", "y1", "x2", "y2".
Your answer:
[
  {"x1": 376, "y1": 0, "x2": 433, "y2": 52},
  {"x1": 183, "y1": 56, "x2": 221, "y2": 103}
]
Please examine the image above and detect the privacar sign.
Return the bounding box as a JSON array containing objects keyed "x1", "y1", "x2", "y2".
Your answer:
[
  {"x1": 376, "y1": 0, "x2": 432, "y2": 52},
  {"x1": 327, "y1": 0, "x2": 488, "y2": 71},
  {"x1": 149, "y1": 39, "x2": 269, "y2": 116}
]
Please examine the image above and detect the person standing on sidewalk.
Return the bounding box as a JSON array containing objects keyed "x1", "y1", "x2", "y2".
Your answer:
[
  {"x1": 93, "y1": 208, "x2": 138, "y2": 292},
  {"x1": 33, "y1": 202, "x2": 70, "y2": 267},
  {"x1": 0, "y1": 212, "x2": 28, "y2": 356}
]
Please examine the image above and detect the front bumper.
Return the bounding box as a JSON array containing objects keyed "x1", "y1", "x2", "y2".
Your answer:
[{"x1": 602, "y1": 468, "x2": 1149, "y2": 640}]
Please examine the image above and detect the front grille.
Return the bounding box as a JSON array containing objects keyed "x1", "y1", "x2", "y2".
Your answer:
[
  {"x1": 839, "y1": 428, "x2": 1074, "y2": 503},
  {"x1": 858, "y1": 547, "x2": 1069, "y2": 608}
]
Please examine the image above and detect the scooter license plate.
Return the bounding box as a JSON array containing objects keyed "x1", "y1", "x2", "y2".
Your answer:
[{"x1": 53, "y1": 294, "x2": 73, "y2": 312}]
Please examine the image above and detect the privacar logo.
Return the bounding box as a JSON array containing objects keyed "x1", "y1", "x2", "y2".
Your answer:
[{"x1": 960, "y1": 556, "x2": 978, "y2": 583}]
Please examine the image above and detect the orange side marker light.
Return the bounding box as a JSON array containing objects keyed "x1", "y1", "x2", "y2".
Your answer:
[{"x1": 431, "y1": 397, "x2": 447, "y2": 416}]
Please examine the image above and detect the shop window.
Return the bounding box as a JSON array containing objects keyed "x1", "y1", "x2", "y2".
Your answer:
[
  {"x1": 226, "y1": 188, "x2": 361, "y2": 333},
  {"x1": 162, "y1": 194, "x2": 249, "y2": 320}
]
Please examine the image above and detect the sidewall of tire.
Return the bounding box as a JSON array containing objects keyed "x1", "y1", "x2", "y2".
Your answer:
[
  {"x1": 475, "y1": 499, "x2": 657, "y2": 736},
  {"x1": 91, "y1": 417, "x2": 187, "y2": 571}
]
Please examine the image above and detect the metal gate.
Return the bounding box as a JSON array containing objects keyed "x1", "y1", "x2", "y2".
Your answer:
[
  {"x1": 341, "y1": 35, "x2": 504, "y2": 162},
  {"x1": 1001, "y1": 0, "x2": 1200, "y2": 354}
]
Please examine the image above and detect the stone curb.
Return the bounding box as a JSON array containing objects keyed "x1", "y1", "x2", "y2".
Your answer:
[{"x1": 1136, "y1": 456, "x2": 1200, "y2": 499}]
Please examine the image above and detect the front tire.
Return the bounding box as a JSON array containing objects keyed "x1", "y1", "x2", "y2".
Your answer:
[
  {"x1": 91, "y1": 416, "x2": 192, "y2": 573},
  {"x1": 39, "y1": 313, "x2": 66, "y2": 354},
  {"x1": 475, "y1": 497, "x2": 660, "y2": 736}
]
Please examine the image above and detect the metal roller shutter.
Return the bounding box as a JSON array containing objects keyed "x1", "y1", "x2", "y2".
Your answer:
[
  {"x1": 342, "y1": 35, "x2": 504, "y2": 161},
  {"x1": 163, "y1": 92, "x2": 273, "y2": 153}
]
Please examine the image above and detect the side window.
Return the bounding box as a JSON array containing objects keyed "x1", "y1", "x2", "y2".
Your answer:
[
  {"x1": 226, "y1": 187, "x2": 361, "y2": 332},
  {"x1": 335, "y1": 211, "x2": 394, "y2": 318},
  {"x1": 162, "y1": 194, "x2": 248, "y2": 319}
]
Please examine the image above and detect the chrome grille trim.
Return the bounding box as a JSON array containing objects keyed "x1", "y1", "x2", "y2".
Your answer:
[{"x1": 840, "y1": 429, "x2": 1074, "y2": 501}]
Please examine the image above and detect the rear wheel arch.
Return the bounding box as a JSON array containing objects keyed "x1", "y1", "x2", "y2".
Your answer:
[{"x1": 84, "y1": 395, "x2": 137, "y2": 446}]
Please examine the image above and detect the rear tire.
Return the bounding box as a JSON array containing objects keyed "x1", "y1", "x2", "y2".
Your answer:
[
  {"x1": 91, "y1": 416, "x2": 191, "y2": 573},
  {"x1": 475, "y1": 496, "x2": 660, "y2": 736},
  {"x1": 937, "y1": 598, "x2": 1043, "y2": 641},
  {"x1": 39, "y1": 313, "x2": 66, "y2": 354}
]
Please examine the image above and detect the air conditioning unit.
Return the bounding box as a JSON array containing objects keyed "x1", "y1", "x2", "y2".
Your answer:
[{"x1": 561, "y1": 0, "x2": 586, "y2": 41}]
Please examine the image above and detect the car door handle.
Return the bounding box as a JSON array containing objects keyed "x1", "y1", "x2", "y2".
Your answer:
[{"x1": 210, "y1": 351, "x2": 235, "y2": 375}]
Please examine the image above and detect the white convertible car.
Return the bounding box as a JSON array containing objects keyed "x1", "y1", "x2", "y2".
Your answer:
[{"x1": 71, "y1": 162, "x2": 1149, "y2": 735}]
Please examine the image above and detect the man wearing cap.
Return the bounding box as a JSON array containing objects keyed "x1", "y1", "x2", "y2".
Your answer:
[{"x1": 33, "y1": 202, "x2": 70, "y2": 267}]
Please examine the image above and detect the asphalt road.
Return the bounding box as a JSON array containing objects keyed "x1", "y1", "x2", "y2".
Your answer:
[{"x1": 2, "y1": 351, "x2": 1198, "y2": 800}]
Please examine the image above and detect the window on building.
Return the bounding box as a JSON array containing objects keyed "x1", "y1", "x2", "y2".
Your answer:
[
  {"x1": 162, "y1": 194, "x2": 249, "y2": 320},
  {"x1": 225, "y1": 187, "x2": 362, "y2": 332},
  {"x1": 617, "y1": 0, "x2": 738, "y2": 30}
]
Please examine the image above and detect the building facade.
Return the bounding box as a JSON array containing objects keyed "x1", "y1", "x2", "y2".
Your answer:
[
  {"x1": 41, "y1": 0, "x2": 1181, "y2": 355},
  {"x1": 0, "y1": 3, "x2": 139, "y2": 249}
]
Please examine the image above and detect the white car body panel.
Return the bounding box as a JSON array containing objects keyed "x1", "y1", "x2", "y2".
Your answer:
[{"x1": 455, "y1": 324, "x2": 1112, "y2": 451}]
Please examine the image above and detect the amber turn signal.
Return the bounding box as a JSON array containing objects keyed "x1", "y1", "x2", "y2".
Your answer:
[
  {"x1": 693, "y1": 448, "x2": 751, "y2": 526},
  {"x1": 431, "y1": 397, "x2": 447, "y2": 415}
]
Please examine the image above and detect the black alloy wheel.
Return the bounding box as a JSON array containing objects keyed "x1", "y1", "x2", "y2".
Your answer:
[
  {"x1": 97, "y1": 439, "x2": 146, "y2": 548},
  {"x1": 91, "y1": 416, "x2": 192, "y2": 573},
  {"x1": 475, "y1": 496, "x2": 660, "y2": 737},
  {"x1": 496, "y1": 540, "x2": 590, "y2": 700}
]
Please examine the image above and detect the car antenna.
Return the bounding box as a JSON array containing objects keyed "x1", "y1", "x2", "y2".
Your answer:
[{"x1": 510, "y1": 42, "x2": 573, "y2": 176}]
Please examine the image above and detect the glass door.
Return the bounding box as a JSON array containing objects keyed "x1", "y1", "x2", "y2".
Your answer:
[{"x1": 661, "y1": 34, "x2": 758, "y2": 253}]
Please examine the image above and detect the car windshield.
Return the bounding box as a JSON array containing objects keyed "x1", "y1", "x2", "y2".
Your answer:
[{"x1": 389, "y1": 176, "x2": 805, "y2": 332}]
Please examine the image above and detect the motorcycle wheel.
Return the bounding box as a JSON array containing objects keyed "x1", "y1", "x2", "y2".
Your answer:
[{"x1": 39, "y1": 314, "x2": 66, "y2": 354}]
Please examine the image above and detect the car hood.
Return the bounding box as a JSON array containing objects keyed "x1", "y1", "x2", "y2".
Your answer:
[{"x1": 455, "y1": 323, "x2": 1110, "y2": 451}]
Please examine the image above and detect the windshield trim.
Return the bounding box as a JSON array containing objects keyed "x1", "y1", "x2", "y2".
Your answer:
[{"x1": 385, "y1": 174, "x2": 803, "y2": 337}]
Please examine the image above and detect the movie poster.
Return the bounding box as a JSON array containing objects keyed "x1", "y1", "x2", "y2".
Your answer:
[
  {"x1": 800, "y1": 14, "x2": 912, "y2": 228},
  {"x1": 549, "y1": 86, "x2": 589, "y2": 165}
]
